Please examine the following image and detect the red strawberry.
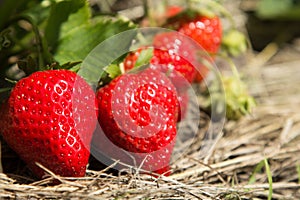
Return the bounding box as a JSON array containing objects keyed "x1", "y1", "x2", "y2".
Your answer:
[
  {"x1": 0, "y1": 69, "x2": 97, "y2": 178},
  {"x1": 124, "y1": 32, "x2": 197, "y2": 92},
  {"x1": 178, "y1": 15, "x2": 222, "y2": 82},
  {"x1": 151, "y1": 49, "x2": 195, "y2": 91},
  {"x1": 95, "y1": 68, "x2": 178, "y2": 175},
  {"x1": 152, "y1": 32, "x2": 198, "y2": 88},
  {"x1": 178, "y1": 15, "x2": 222, "y2": 54}
]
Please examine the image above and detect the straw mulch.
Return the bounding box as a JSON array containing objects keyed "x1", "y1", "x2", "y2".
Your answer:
[{"x1": 1, "y1": 43, "x2": 300, "y2": 199}]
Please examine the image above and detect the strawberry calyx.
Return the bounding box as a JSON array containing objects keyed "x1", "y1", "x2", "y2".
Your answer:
[
  {"x1": 221, "y1": 29, "x2": 248, "y2": 57},
  {"x1": 98, "y1": 63, "x2": 122, "y2": 87},
  {"x1": 221, "y1": 75, "x2": 256, "y2": 120},
  {"x1": 203, "y1": 56, "x2": 256, "y2": 120}
]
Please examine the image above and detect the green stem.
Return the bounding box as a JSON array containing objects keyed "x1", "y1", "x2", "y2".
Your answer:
[
  {"x1": 28, "y1": 17, "x2": 45, "y2": 70},
  {"x1": 9, "y1": 14, "x2": 52, "y2": 71}
]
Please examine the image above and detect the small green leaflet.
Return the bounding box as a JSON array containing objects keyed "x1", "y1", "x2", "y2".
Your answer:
[
  {"x1": 133, "y1": 48, "x2": 153, "y2": 69},
  {"x1": 97, "y1": 64, "x2": 122, "y2": 87},
  {"x1": 104, "y1": 64, "x2": 121, "y2": 79}
]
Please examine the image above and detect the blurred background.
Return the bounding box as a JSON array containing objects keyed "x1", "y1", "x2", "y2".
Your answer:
[{"x1": 87, "y1": 0, "x2": 300, "y2": 51}]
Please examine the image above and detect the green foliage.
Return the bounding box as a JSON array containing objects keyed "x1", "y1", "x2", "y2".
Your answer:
[
  {"x1": 248, "y1": 160, "x2": 265, "y2": 184},
  {"x1": 54, "y1": 17, "x2": 136, "y2": 65},
  {"x1": 44, "y1": 0, "x2": 90, "y2": 50},
  {"x1": 0, "y1": 0, "x2": 137, "y2": 85},
  {"x1": 257, "y1": 0, "x2": 300, "y2": 20},
  {"x1": 297, "y1": 164, "x2": 300, "y2": 184},
  {"x1": 78, "y1": 29, "x2": 138, "y2": 86},
  {"x1": 0, "y1": 0, "x2": 27, "y2": 30},
  {"x1": 104, "y1": 64, "x2": 122, "y2": 79},
  {"x1": 264, "y1": 158, "x2": 273, "y2": 200},
  {"x1": 248, "y1": 159, "x2": 273, "y2": 200},
  {"x1": 221, "y1": 30, "x2": 248, "y2": 57},
  {"x1": 134, "y1": 48, "x2": 153, "y2": 69}
]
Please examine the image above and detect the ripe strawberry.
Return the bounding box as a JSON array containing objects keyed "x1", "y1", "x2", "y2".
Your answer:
[
  {"x1": 178, "y1": 15, "x2": 222, "y2": 54},
  {"x1": 151, "y1": 49, "x2": 195, "y2": 91},
  {"x1": 178, "y1": 15, "x2": 222, "y2": 82},
  {"x1": 95, "y1": 68, "x2": 178, "y2": 174},
  {"x1": 0, "y1": 69, "x2": 97, "y2": 178},
  {"x1": 124, "y1": 32, "x2": 197, "y2": 92}
]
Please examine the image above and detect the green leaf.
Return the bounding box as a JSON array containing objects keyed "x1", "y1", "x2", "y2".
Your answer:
[
  {"x1": 264, "y1": 158, "x2": 273, "y2": 200},
  {"x1": 248, "y1": 160, "x2": 265, "y2": 184},
  {"x1": 53, "y1": 61, "x2": 82, "y2": 70},
  {"x1": 297, "y1": 164, "x2": 300, "y2": 184},
  {"x1": 0, "y1": 0, "x2": 27, "y2": 30},
  {"x1": 104, "y1": 64, "x2": 121, "y2": 79},
  {"x1": 48, "y1": 0, "x2": 137, "y2": 86},
  {"x1": 0, "y1": 87, "x2": 12, "y2": 93},
  {"x1": 45, "y1": 0, "x2": 90, "y2": 50},
  {"x1": 134, "y1": 48, "x2": 153, "y2": 68},
  {"x1": 22, "y1": 1, "x2": 51, "y2": 26},
  {"x1": 78, "y1": 28, "x2": 138, "y2": 86},
  {"x1": 54, "y1": 18, "x2": 136, "y2": 65},
  {"x1": 257, "y1": 0, "x2": 300, "y2": 20},
  {"x1": 97, "y1": 64, "x2": 122, "y2": 87}
]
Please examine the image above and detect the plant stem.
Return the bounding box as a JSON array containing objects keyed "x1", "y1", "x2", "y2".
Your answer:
[{"x1": 9, "y1": 14, "x2": 52, "y2": 71}]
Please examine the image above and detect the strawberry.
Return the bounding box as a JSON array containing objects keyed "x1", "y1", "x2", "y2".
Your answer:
[
  {"x1": 152, "y1": 32, "x2": 197, "y2": 89},
  {"x1": 178, "y1": 15, "x2": 222, "y2": 54},
  {"x1": 124, "y1": 32, "x2": 197, "y2": 92},
  {"x1": 164, "y1": 9, "x2": 222, "y2": 82},
  {"x1": 0, "y1": 69, "x2": 97, "y2": 178},
  {"x1": 95, "y1": 68, "x2": 178, "y2": 175},
  {"x1": 151, "y1": 48, "x2": 195, "y2": 91},
  {"x1": 177, "y1": 14, "x2": 222, "y2": 82}
]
